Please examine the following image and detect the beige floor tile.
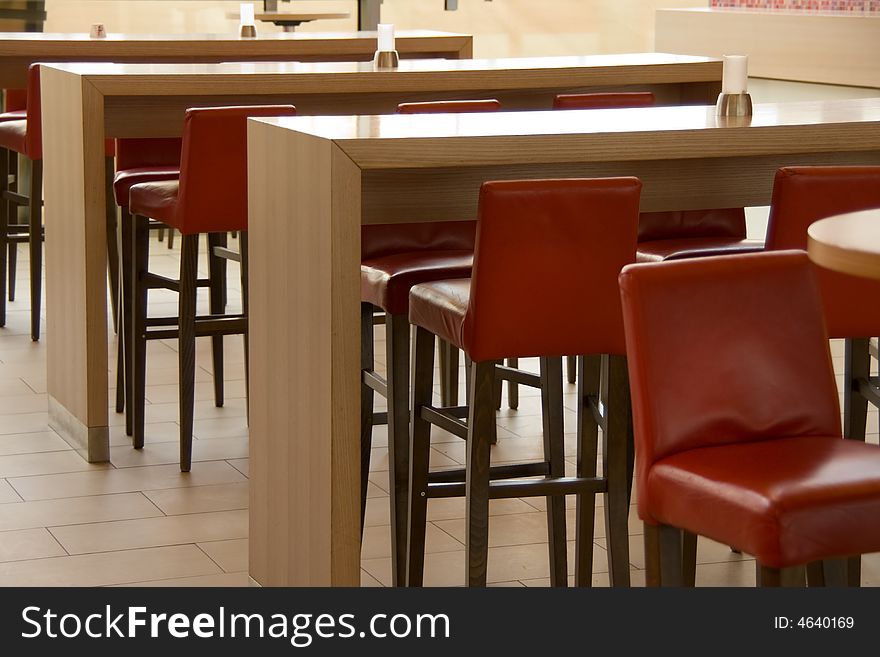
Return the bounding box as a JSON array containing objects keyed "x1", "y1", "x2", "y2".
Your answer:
[
  {"x1": 695, "y1": 559, "x2": 757, "y2": 587},
  {"x1": 114, "y1": 571, "x2": 249, "y2": 587},
  {"x1": 144, "y1": 482, "x2": 249, "y2": 515},
  {"x1": 0, "y1": 393, "x2": 48, "y2": 416},
  {"x1": 0, "y1": 544, "x2": 221, "y2": 586},
  {"x1": 227, "y1": 458, "x2": 248, "y2": 477},
  {"x1": 50, "y1": 509, "x2": 248, "y2": 555},
  {"x1": 361, "y1": 569, "x2": 383, "y2": 587},
  {"x1": 198, "y1": 538, "x2": 247, "y2": 572},
  {"x1": 426, "y1": 497, "x2": 537, "y2": 522},
  {"x1": 0, "y1": 478, "x2": 22, "y2": 503},
  {"x1": 192, "y1": 417, "x2": 249, "y2": 440},
  {"x1": 361, "y1": 523, "x2": 463, "y2": 561},
  {"x1": 0, "y1": 412, "x2": 51, "y2": 436},
  {"x1": 109, "y1": 422, "x2": 181, "y2": 446},
  {"x1": 860, "y1": 552, "x2": 880, "y2": 586},
  {"x1": 0, "y1": 492, "x2": 162, "y2": 532},
  {"x1": 0, "y1": 528, "x2": 67, "y2": 563},
  {"x1": 0, "y1": 451, "x2": 111, "y2": 479},
  {"x1": 0, "y1": 431, "x2": 72, "y2": 456},
  {"x1": 145, "y1": 380, "x2": 247, "y2": 405},
  {"x1": 110, "y1": 436, "x2": 249, "y2": 468},
  {"x1": 0, "y1": 379, "x2": 37, "y2": 396},
  {"x1": 8, "y1": 460, "x2": 247, "y2": 501}
]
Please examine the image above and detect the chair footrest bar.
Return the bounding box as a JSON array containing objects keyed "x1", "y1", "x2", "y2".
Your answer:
[
  {"x1": 858, "y1": 376, "x2": 880, "y2": 408},
  {"x1": 494, "y1": 365, "x2": 541, "y2": 388},
  {"x1": 142, "y1": 273, "x2": 211, "y2": 291},
  {"x1": 426, "y1": 475, "x2": 605, "y2": 500},
  {"x1": 587, "y1": 395, "x2": 605, "y2": 429},
  {"x1": 362, "y1": 370, "x2": 388, "y2": 398},
  {"x1": 212, "y1": 246, "x2": 242, "y2": 262},
  {"x1": 427, "y1": 461, "x2": 550, "y2": 484},
  {"x1": 420, "y1": 405, "x2": 468, "y2": 439},
  {"x1": 371, "y1": 411, "x2": 388, "y2": 426}
]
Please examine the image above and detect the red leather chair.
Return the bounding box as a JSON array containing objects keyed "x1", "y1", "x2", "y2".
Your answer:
[
  {"x1": 619, "y1": 250, "x2": 880, "y2": 586},
  {"x1": 360, "y1": 98, "x2": 500, "y2": 587},
  {"x1": 2, "y1": 89, "x2": 26, "y2": 117},
  {"x1": 406, "y1": 177, "x2": 641, "y2": 587},
  {"x1": 552, "y1": 91, "x2": 762, "y2": 383},
  {"x1": 765, "y1": 166, "x2": 880, "y2": 452},
  {"x1": 126, "y1": 105, "x2": 295, "y2": 471},
  {"x1": 0, "y1": 65, "x2": 115, "y2": 340}
]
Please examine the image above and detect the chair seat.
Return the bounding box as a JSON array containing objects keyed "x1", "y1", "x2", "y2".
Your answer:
[
  {"x1": 129, "y1": 179, "x2": 180, "y2": 226},
  {"x1": 644, "y1": 435, "x2": 880, "y2": 568},
  {"x1": 636, "y1": 237, "x2": 765, "y2": 263},
  {"x1": 408, "y1": 278, "x2": 471, "y2": 350},
  {"x1": 362, "y1": 250, "x2": 472, "y2": 315},
  {"x1": 114, "y1": 167, "x2": 180, "y2": 208},
  {"x1": 0, "y1": 119, "x2": 26, "y2": 155},
  {"x1": 0, "y1": 110, "x2": 26, "y2": 122}
]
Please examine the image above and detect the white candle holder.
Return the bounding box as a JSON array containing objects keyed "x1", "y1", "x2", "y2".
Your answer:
[
  {"x1": 716, "y1": 92, "x2": 752, "y2": 117},
  {"x1": 374, "y1": 23, "x2": 399, "y2": 69}
]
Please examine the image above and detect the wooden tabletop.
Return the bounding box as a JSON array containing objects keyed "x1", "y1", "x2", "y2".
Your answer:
[
  {"x1": 255, "y1": 12, "x2": 351, "y2": 22},
  {"x1": 808, "y1": 209, "x2": 880, "y2": 279}
]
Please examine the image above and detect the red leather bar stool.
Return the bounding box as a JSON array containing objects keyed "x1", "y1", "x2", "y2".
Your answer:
[
  {"x1": 0, "y1": 65, "x2": 115, "y2": 340},
  {"x1": 112, "y1": 137, "x2": 183, "y2": 432},
  {"x1": 360, "y1": 98, "x2": 500, "y2": 587},
  {"x1": 552, "y1": 91, "x2": 761, "y2": 382},
  {"x1": 1, "y1": 89, "x2": 26, "y2": 298},
  {"x1": 406, "y1": 177, "x2": 641, "y2": 587},
  {"x1": 126, "y1": 105, "x2": 295, "y2": 471},
  {"x1": 765, "y1": 166, "x2": 880, "y2": 580},
  {"x1": 620, "y1": 250, "x2": 880, "y2": 587}
]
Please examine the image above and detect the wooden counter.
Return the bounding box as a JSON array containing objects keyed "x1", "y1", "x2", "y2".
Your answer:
[
  {"x1": 0, "y1": 29, "x2": 473, "y2": 87},
  {"x1": 246, "y1": 98, "x2": 880, "y2": 585}
]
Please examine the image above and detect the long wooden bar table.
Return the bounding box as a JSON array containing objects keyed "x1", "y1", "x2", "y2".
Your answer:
[
  {"x1": 247, "y1": 98, "x2": 880, "y2": 585},
  {"x1": 0, "y1": 30, "x2": 473, "y2": 87},
  {"x1": 38, "y1": 53, "x2": 722, "y2": 465}
]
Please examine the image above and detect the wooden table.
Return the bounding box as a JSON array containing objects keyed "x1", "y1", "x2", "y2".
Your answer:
[
  {"x1": 38, "y1": 52, "x2": 724, "y2": 464},
  {"x1": 0, "y1": 30, "x2": 473, "y2": 87},
  {"x1": 808, "y1": 209, "x2": 880, "y2": 279},
  {"x1": 256, "y1": 12, "x2": 351, "y2": 32},
  {"x1": 246, "y1": 98, "x2": 880, "y2": 585}
]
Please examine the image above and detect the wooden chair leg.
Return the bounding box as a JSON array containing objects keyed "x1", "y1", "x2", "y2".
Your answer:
[
  {"x1": 28, "y1": 159, "x2": 42, "y2": 341},
  {"x1": 466, "y1": 359, "x2": 495, "y2": 587},
  {"x1": 360, "y1": 303, "x2": 375, "y2": 536},
  {"x1": 507, "y1": 357, "x2": 519, "y2": 410},
  {"x1": 821, "y1": 557, "x2": 861, "y2": 587},
  {"x1": 575, "y1": 354, "x2": 600, "y2": 586},
  {"x1": 406, "y1": 325, "x2": 435, "y2": 587},
  {"x1": 843, "y1": 337, "x2": 870, "y2": 442},
  {"x1": 438, "y1": 339, "x2": 459, "y2": 408},
  {"x1": 682, "y1": 530, "x2": 697, "y2": 586},
  {"x1": 167, "y1": 228, "x2": 175, "y2": 249},
  {"x1": 239, "y1": 231, "x2": 249, "y2": 417},
  {"x1": 603, "y1": 354, "x2": 632, "y2": 586},
  {"x1": 120, "y1": 209, "x2": 134, "y2": 434},
  {"x1": 105, "y1": 156, "x2": 119, "y2": 331},
  {"x1": 385, "y1": 313, "x2": 411, "y2": 587},
  {"x1": 7, "y1": 242, "x2": 15, "y2": 302},
  {"x1": 566, "y1": 355, "x2": 577, "y2": 384},
  {"x1": 0, "y1": 146, "x2": 8, "y2": 326},
  {"x1": 757, "y1": 563, "x2": 806, "y2": 587},
  {"x1": 806, "y1": 561, "x2": 826, "y2": 587},
  {"x1": 207, "y1": 232, "x2": 227, "y2": 408},
  {"x1": 644, "y1": 523, "x2": 661, "y2": 587},
  {"x1": 130, "y1": 214, "x2": 150, "y2": 449},
  {"x1": 178, "y1": 234, "x2": 199, "y2": 473},
  {"x1": 157, "y1": 226, "x2": 165, "y2": 242},
  {"x1": 540, "y1": 356, "x2": 567, "y2": 586}
]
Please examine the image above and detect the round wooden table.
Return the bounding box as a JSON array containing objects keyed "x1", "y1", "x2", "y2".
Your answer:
[{"x1": 808, "y1": 209, "x2": 880, "y2": 279}]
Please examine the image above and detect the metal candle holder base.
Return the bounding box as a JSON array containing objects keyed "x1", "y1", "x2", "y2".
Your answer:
[
  {"x1": 716, "y1": 92, "x2": 752, "y2": 118},
  {"x1": 373, "y1": 50, "x2": 400, "y2": 69},
  {"x1": 239, "y1": 24, "x2": 257, "y2": 38}
]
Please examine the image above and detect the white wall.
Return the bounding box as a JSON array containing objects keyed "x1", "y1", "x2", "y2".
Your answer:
[{"x1": 43, "y1": 0, "x2": 707, "y2": 57}]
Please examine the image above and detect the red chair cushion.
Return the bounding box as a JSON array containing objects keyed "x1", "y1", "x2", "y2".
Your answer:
[
  {"x1": 129, "y1": 180, "x2": 180, "y2": 225},
  {"x1": 362, "y1": 251, "x2": 472, "y2": 316},
  {"x1": 0, "y1": 110, "x2": 26, "y2": 122},
  {"x1": 645, "y1": 436, "x2": 880, "y2": 568},
  {"x1": 409, "y1": 278, "x2": 471, "y2": 349},
  {"x1": 636, "y1": 237, "x2": 764, "y2": 263},
  {"x1": 114, "y1": 167, "x2": 181, "y2": 208},
  {"x1": 0, "y1": 119, "x2": 27, "y2": 154}
]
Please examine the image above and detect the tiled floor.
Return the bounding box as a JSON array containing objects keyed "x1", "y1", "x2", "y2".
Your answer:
[{"x1": 1, "y1": 233, "x2": 879, "y2": 587}]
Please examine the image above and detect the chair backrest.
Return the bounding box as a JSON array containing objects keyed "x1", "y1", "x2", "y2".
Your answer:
[
  {"x1": 462, "y1": 177, "x2": 641, "y2": 362},
  {"x1": 765, "y1": 166, "x2": 880, "y2": 337},
  {"x1": 115, "y1": 138, "x2": 182, "y2": 171},
  {"x1": 4, "y1": 88, "x2": 26, "y2": 112},
  {"x1": 396, "y1": 99, "x2": 502, "y2": 114},
  {"x1": 619, "y1": 251, "x2": 841, "y2": 508},
  {"x1": 552, "y1": 91, "x2": 655, "y2": 110},
  {"x1": 175, "y1": 105, "x2": 296, "y2": 235},
  {"x1": 24, "y1": 64, "x2": 41, "y2": 159}
]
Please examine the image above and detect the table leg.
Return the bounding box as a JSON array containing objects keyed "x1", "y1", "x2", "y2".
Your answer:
[
  {"x1": 40, "y1": 66, "x2": 110, "y2": 462},
  {"x1": 247, "y1": 122, "x2": 361, "y2": 586}
]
